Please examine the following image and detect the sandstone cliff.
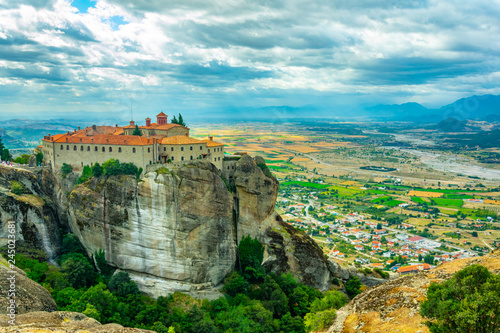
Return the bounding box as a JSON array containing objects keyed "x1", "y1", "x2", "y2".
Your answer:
[
  {"x1": 0, "y1": 255, "x2": 57, "y2": 314},
  {"x1": 328, "y1": 249, "x2": 500, "y2": 333},
  {"x1": 0, "y1": 311, "x2": 153, "y2": 332}
]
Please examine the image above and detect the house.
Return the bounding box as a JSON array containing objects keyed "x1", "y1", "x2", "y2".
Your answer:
[
  {"x1": 371, "y1": 241, "x2": 382, "y2": 248},
  {"x1": 374, "y1": 229, "x2": 387, "y2": 235},
  {"x1": 355, "y1": 258, "x2": 370, "y2": 264},
  {"x1": 397, "y1": 263, "x2": 431, "y2": 275},
  {"x1": 387, "y1": 241, "x2": 395, "y2": 248},
  {"x1": 382, "y1": 251, "x2": 392, "y2": 258},
  {"x1": 354, "y1": 245, "x2": 364, "y2": 251}
]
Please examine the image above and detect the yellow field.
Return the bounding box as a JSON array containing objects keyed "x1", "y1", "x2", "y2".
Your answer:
[
  {"x1": 484, "y1": 199, "x2": 500, "y2": 205},
  {"x1": 407, "y1": 190, "x2": 444, "y2": 198},
  {"x1": 340, "y1": 180, "x2": 360, "y2": 186},
  {"x1": 291, "y1": 157, "x2": 311, "y2": 162}
]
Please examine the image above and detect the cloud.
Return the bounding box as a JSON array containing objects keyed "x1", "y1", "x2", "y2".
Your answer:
[{"x1": 0, "y1": 0, "x2": 499, "y2": 118}]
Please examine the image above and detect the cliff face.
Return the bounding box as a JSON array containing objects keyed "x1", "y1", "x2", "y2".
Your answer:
[
  {"x1": 328, "y1": 249, "x2": 500, "y2": 333},
  {"x1": 0, "y1": 157, "x2": 373, "y2": 299}
]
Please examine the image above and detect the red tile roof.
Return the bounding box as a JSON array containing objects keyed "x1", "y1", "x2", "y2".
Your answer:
[
  {"x1": 157, "y1": 112, "x2": 167, "y2": 117},
  {"x1": 44, "y1": 134, "x2": 154, "y2": 146}
]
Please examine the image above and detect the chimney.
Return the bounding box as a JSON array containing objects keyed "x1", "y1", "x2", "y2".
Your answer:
[
  {"x1": 115, "y1": 124, "x2": 118, "y2": 127},
  {"x1": 48, "y1": 133, "x2": 51, "y2": 138},
  {"x1": 145, "y1": 117, "x2": 151, "y2": 127},
  {"x1": 91, "y1": 138, "x2": 93, "y2": 143},
  {"x1": 78, "y1": 126, "x2": 80, "y2": 130},
  {"x1": 80, "y1": 138, "x2": 82, "y2": 142},
  {"x1": 130, "y1": 120, "x2": 135, "y2": 127},
  {"x1": 92, "y1": 125, "x2": 96, "y2": 130},
  {"x1": 209, "y1": 136, "x2": 213, "y2": 141}
]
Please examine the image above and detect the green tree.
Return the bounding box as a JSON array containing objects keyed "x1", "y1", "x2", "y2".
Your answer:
[
  {"x1": 2, "y1": 148, "x2": 12, "y2": 161},
  {"x1": 94, "y1": 249, "x2": 115, "y2": 278},
  {"x1": 61, "y1": 163, "x2": 73, "y2": 176},
  {"x1": 171, "y1": 115, "x2": 178, "y2": 124},
  {"x1": 424, "y1": 254, "x2": 435, "y2": 265},
  {"x1": 304, "y1": 309, "x2": 337, "y2": 332},
  {"x1": 223, "y1": 271, "x2": 250, "y2": 297},
  {"x1": 471, "y1": 231, "x2": 478, "y2": 237},
  {"x1": 177, "y1": 113, "x2": 186, "y2": 127},
  {"x1": 36, "y1": 152, "x2": 43, "y2": 165},
  {"x1": 238, "y1": 235, "x2": 265, "y2": 281},
  {"x1": 13, "y1": 154, "x2": 30, "y2": 164},
  {"x1": 92, "y1": 162, "x2": 103, "y2": 177},
  {"x1": 132, "y1": 125, "x2": 142, "y2": 136},
  {"x1": 102, "y1": 158, "x2": 120, "y2": 176},
  {"x1": 76, "y1": 165, "x2": 93, "y2": 184},
  {"x1": 420, "y1": 264, "x2": 500, "y2": 333},
  {"x1": 60, "y1": 253, "x2": 96, "y2": 289},
  {"x1": 345, "y1": 276, "x2": 362, "y2": 298},
  {"x1": 108, "y1": 271, "x2": 140, "y2": 298}
]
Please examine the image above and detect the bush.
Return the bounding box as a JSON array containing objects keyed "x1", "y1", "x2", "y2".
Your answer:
[
  {"x1": 60, "y1": 253, "x2": 97, "y2": 289},
  {"x1": 304, "y1": 308, "x2": 337, "y2": 332},
  {"x1": 92, "y1": 163, "x2": 103, "y2": 177},
  {"x1": 373, "y1": 268, "x2": 389, "y2": 279},
  {"x1": 61, "y1": 163, "x2": 73, "y2": 176},
  {"x1": 345, "y1": 276, "x2": 362, "y2": 298},
  {"x1": 36, "y1": 152, "x2": 43, "y2": 165},
  {"x1": 421, "y1": 264, "x2": 500, "y2": 332},
  {"x1": 76, "y1": 165, "x2": 93, "y2": 184},
  {"x1": 10, "y1": 181, "x2": 25, "y2": 195}
]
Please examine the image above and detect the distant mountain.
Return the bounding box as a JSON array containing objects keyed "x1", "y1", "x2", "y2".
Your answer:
[
  {"x1": 366, "y1": 95, "x2": 500, "y2": 122},
  {"x1": 366, "y1": 102, "x2": 439, "y2": 122},
  {"x1": 440, "y1": 94, "x2": 500, "y2": 120},
  {"x1": 0, "y1": 128, "x2": 25, "y2": 148}
]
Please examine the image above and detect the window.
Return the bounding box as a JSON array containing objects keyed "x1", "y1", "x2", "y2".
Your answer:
[
  {"x1": 190, "y1": 156, "x2": 193, "y2": 160},
  {"x1": 190, "y1": 146, "x2": 193, "y2": 151},
  {"x1": 66, "y1": 145, "x2": 69, "y2": 150},
  {"x1": 148, "y1": 148, "x2": 150, "y2": 153},
  {"x1": 95, "y1": 147, "x2": 98, "y2": 152},
  {"x1": 109, "y1": 147, "x2": 112, "y2": 152},
  {"x1": 163, "y1": 147, "x2": 166, "y2": 151},
  {"x1": 60, "y1": 145, "x2": 63, "y2": 150},
  {"x1": 181, "y1": 147, "x2": 184, "y2": 151},
  {"x1": 133, "y1": 148, "x2": 136, "y2": 153},
  {"x1": 171, "y1": 147, "x2": 174, "y2": 151},
  {"x1": 218, "y1": 157, "x2": 220, "y2": 161},
  {"x1": 119, "y1": 147, "x2": 122, "y2": 153},
  {"x1": 80, "y1": 146, "x2": 83, "y2": 151},
  {"x1": 208, "y1": 149, "x2": 210, "y2": 153},
  {"x1": 171, "y1": 156, "x2": 174, "y2": 161},
  {"x1": 87, "y1": 146, "x2": 90, "y2": 151},
  {"x1": 181, "y1": 156, "x2": 184, "y2": 161},
  {"x1": 199, "y1": 146, "x2": 202, "y2": 150},
  {"x1": 102, "y1": 147, "x2": 105, "y2": 152},
  {"x1": 74, "y1": 145, "x2": 77, "y2": 151}
]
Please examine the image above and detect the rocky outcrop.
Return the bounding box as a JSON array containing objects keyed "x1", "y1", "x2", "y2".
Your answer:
[
  {"x1": 0, "y1": 255, "x2": 57, "y2": 314},
  {"x1": 328, "y1": 249, "x2": 500, "y2": 333},
  {"x1": 0, "y1": 311, "x2": 153, "y2": 332},
  {"x1": 0, "y1": 166, "x2": 61, "y2": 263},
  {"x1": 0, "y1": 157, "x2": 374, "y2": 299}
]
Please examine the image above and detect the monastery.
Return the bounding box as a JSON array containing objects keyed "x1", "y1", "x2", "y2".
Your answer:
[{"x1": 41, "y1": 113, "x2": 225, "y2": 171}]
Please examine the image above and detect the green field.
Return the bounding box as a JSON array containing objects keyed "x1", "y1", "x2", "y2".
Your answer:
[
  {"x1": 281, "y1": 181, "x2": 330, "y2": 189},
  {"x1": 432, "y1": 198, "x2": 463, "y2": 208},
  {"x1": 385, "y1": 199, "x2": 405, "y2": 207},
  {"x1": 411, "y1": 197, "x2": 426, "y2": 204},
  {"x1": 371, "y1": 196, "x2": 392, "y2": 204}
]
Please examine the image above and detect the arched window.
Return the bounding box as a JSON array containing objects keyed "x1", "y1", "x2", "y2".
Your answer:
[
  {"x1": 109, "y1": 147, "x2": 112, "y2": 152},
  {"x1": 66, "y1": 145, "x2": 69, "y2": 150},
  {"x1": 95, "y1": 147, "x2": 98, "y2": 152},
  {"x1": 181, "y1": 156, "x2": 184, "y2": 161},
  {"x1": 148, "y1": 148, "x2": 150, "y2": 153},
  {"x1": 102, "y1": 147, "x2": 105, "y2": 152},
  {"x1": 133, "y1": 148, "x2": 136, "y2": 153},
  {"x1": 200, "y1": 146, "x2": 202, "y2": 150},
  {"x1": 80, "y1": 146, "x2": 83, "y2": 151},
  {"x1": 171, "y1": 147, "x2": 174, "y2": 151},
  {"x1": 208, "y1": 149, "x2": 210, "y2": 153},
  {"x1": 190, "y1": 156, "x2": 193, "y2": 160},
  {"x1": 74, "y1": 145, "x2": 77, "y2": 151},
  {"x1": 163, "y1": 147, "x2": 166, "y2": 151},
  {"x1": 87, "y1": 146, "x2": 90, "y2": 151},
  {"x1": 60, "y1": 145, "x2": 63, "y2": 150},
  {"x1": 181, "y1": 147, "x2": 184, "y2": 151},
  {"x1": 171, "y1": 156, "x2": 174, "y2": 161},
  {"x1": 118, "y1": 147, "x2": 122, "y2": 152}
]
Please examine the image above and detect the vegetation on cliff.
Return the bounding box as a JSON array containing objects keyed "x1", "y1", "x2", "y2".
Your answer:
[
  {"x1": 4, "y1": 233, "x2": 350, "y2": 333},
  {"x1": 421, "y1": 264, "x2": 500, "y2": 333}
]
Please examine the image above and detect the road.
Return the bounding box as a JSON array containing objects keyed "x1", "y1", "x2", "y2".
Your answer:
[{"x1": 482, "y1": 239, "x2": 494, "y2": 250}]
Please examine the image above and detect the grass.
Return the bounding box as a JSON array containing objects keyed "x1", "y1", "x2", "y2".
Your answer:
[
  {"x1": 281, "y1": 181, "x2": 330, "y2": 189},
  {"x1": 371, "y1": 196, "x2": 392, "y2": 204},
  {"x1": 411, "y1": 197, "x2": 426, "y2": 204}
]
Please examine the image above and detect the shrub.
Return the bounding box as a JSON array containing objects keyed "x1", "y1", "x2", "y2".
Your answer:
[
  {"x1": 108, "y1": 271, "x2": 140, "y2": 297},
  {"x1": 10, "y1": 181, "x2": 25, "y2": 195},
  {"x1": 36, "y1": 152, "x2": 43, "y2": 165},
  {"x1": 61, "y1": 163, "x2": 73, "y2": 176},
  {"x1": 92, "y1": 163, "x2": 103, "y2": 177},
  {"x1": 238, "y1": 235, "x2": 265, "y2": 281},
  {"x1": 345, "y1": 276, "x2": 362, "y2": 298},
  {"x1": 76, "y1": 165, "x2": 93, "y2": 184}
]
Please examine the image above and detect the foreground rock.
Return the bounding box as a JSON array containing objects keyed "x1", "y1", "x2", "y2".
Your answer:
[
  {"x1": 0, "y1": 255, "x2": 57, "y2": 314},
  {"x1": 328, "y1": 249, "x2": 500, "y2": 333},
  {"x1": 0, "y1": 311, "x2": 153, "y2": 332}
]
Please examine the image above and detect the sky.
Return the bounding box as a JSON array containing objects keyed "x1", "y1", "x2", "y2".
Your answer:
[{"x1": 0, "y1": 0, "x2": 500, "y2": 121}]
